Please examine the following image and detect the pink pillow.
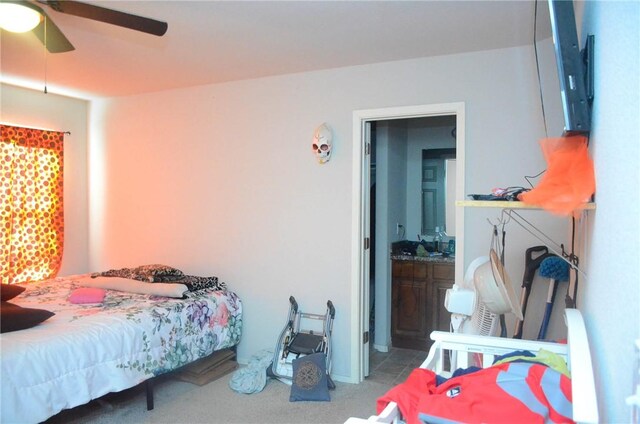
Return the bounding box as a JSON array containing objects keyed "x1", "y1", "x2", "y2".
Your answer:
[{"x1": 68, "y1": 288, "x2": 106, "y2": 304}]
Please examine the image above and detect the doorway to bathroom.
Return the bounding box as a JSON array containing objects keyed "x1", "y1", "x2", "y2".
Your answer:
[{"x1": 351, "y1": 103, "x2": 465, "y2": 381}]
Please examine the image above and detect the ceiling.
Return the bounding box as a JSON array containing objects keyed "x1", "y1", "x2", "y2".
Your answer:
[{"x1": 0, "y1": 1, "x2": 543, "y2": 98}]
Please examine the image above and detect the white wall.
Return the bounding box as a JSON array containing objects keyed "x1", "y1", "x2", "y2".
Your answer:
[
  {"x1": 580, "y1": 1, "x2": 640, "y2": 421},
  {"x1": 89, "y1": 44, "x2": 558, "y2": 381},
  {"x1": 0, "y1": 84, "x2": 89, "y2": 277}
]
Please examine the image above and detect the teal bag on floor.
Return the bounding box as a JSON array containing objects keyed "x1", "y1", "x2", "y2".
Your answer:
[{"x1": 229, "y1": 349, "x2": 273, "y2": 394}]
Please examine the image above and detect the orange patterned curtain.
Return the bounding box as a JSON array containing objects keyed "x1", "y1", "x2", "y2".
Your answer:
[{"x1": 0, "y1": 124, "x2": 64, "y2": 285}]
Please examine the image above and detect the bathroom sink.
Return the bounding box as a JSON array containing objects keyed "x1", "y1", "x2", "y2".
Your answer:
[{"x1": 391, "y1": 240, "x2": 434, "y2": 256}]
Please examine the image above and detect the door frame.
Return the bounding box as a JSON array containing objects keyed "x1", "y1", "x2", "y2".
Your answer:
[{"x1": 350, "y1": 103, "x2": 466, "y2": 383}]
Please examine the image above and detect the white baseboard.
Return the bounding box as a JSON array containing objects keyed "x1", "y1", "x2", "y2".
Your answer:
[{"x1": 373, "y1": 343, "x2": 389, "y2": 353}]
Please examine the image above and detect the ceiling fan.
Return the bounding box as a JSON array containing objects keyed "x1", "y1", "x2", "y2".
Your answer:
[{"x1": 0, "y1": 1, "x2": 168, "y2": 53}]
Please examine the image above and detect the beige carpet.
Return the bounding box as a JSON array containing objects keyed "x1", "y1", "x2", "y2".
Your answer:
[{"x1": 46, "y1": 372, "x2": 393, "y2": 424}]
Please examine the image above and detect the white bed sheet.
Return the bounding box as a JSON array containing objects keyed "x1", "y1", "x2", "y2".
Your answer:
[{"x1": 0, "y1": 275, "x2": 242, "y2": 423}]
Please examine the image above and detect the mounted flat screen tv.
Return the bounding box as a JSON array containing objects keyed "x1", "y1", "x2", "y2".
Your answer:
[{"x1": 535, "y1": 0, "x2": 593, "y2": 136}]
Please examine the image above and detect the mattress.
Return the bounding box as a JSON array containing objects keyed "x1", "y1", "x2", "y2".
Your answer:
[{"x1": 0, "y1": 275, "x2": 243, "y2": 423}]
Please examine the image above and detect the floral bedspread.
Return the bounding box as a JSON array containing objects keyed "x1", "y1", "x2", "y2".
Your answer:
[{"x1": 0, "y1": 275, "x2": 242, "y2": 424}]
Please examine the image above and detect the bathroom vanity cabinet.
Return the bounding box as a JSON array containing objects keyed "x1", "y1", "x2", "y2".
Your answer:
[{"x1": 390, "y1": 258, "x2": 454, "y2": 351}]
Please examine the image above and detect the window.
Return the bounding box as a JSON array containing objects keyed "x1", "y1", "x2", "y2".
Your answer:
[{"x1": 1, "y1": 124, "x2": 65, "y2": 285}]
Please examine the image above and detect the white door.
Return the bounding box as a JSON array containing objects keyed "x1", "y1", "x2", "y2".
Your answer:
[
  {"x1": 362, "y1": 121, "x2": 372, "y2": 376},
  {"x1": 421, "y1": 157, "x2": 447, "y2": 234}
]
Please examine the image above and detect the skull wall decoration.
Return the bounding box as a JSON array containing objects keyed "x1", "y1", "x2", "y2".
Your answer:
[{"x1": 312, "y1": 123, "x2": 333, "y2": 164}]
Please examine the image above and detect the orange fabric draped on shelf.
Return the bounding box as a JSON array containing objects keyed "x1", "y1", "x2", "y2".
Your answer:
[
  {"x1": 0, "y1": 124, "x2": 65, "y2": 285},
  {"x1": 519, "y1": 135, "x2": 595, "y2": 217}
]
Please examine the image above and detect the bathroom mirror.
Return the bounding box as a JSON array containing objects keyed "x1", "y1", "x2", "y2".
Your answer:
[
  {"x1": 421, "y1": 148, "x2": 456, "y2": 236},
  {"x1": 375, "y1": 115, "x2": 456, "y2": 242}
]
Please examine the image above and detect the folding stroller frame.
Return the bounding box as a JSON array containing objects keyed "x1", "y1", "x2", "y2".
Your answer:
[{"x1": 270, "y1": 296, "x2": 336, "y2": 388}]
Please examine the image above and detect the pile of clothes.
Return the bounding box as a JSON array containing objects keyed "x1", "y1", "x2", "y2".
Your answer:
[{"x1": 377, "y1": 349, "x2": 573, "y2": 424}]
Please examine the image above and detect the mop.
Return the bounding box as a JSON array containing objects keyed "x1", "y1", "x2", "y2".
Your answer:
[{"x1": 537, "y1": 256, "x2": 570, "y2": 340}]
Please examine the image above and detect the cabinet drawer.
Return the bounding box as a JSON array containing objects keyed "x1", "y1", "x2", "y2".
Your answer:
[
  {"x1": 393, "y1": 261, "x2": 414, "y2": 278},
  {"x1": 433, "y1": 263, "x2": 454, "y2": 280}
]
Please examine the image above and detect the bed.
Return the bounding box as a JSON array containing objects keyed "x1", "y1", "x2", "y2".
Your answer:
[
  {"x1": 345, "y1": 308, "x2": 598, "y2": 424},
  {"x1": 0, "y1": 272, "x2": 242, "y2": 423}
]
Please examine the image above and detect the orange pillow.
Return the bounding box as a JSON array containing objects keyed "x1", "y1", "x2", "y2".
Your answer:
[{"x1": 519, "y1": 136, "x2": 595, "y2": 216}]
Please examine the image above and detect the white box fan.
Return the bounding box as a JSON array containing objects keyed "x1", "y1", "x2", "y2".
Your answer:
[{"x1": 445, "y1": 249, "x2": 523, "y2": 337}]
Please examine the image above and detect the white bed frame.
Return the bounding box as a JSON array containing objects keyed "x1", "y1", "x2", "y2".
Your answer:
[{"x1": 346, "y1": 309, "x2": 598, "y2": 424}]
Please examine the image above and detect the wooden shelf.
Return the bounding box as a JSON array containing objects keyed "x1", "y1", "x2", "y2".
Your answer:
[
  {"x1": 456, "y1": 199, "x2": 593, "y2": 278},
  {"x1": 456, "y1": 200, "x2": 596, "y2": 210}
]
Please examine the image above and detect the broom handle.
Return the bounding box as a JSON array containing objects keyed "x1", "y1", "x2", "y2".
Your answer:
[
  {"x1": 538, "y1": 279, "x2": 559, "y2": 340},
  {"x1": 513, "y1": 288, "x2": 530, "y2": 339}
]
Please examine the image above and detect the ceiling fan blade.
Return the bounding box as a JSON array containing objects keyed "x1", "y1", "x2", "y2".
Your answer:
[
  {"x1": 40, "y1": 0, "x2": 168, "y2": 36},
  {"x1": 28, "y1": 4, "x2": 76, "y2": 53}
]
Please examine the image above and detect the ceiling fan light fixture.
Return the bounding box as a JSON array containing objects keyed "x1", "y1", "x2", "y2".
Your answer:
[{"x1": 0, "y1": 3, "x2": 42, "y2": 33}]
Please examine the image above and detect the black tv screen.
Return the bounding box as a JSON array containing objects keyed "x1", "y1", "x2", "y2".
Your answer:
[{"x1": 535, "y1": 0, "x2": 592, "y2": 136}]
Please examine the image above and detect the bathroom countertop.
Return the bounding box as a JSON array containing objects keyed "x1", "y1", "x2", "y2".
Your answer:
[{"x1": 390, "y1": 254, "x2": 455, "y2": 264}]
